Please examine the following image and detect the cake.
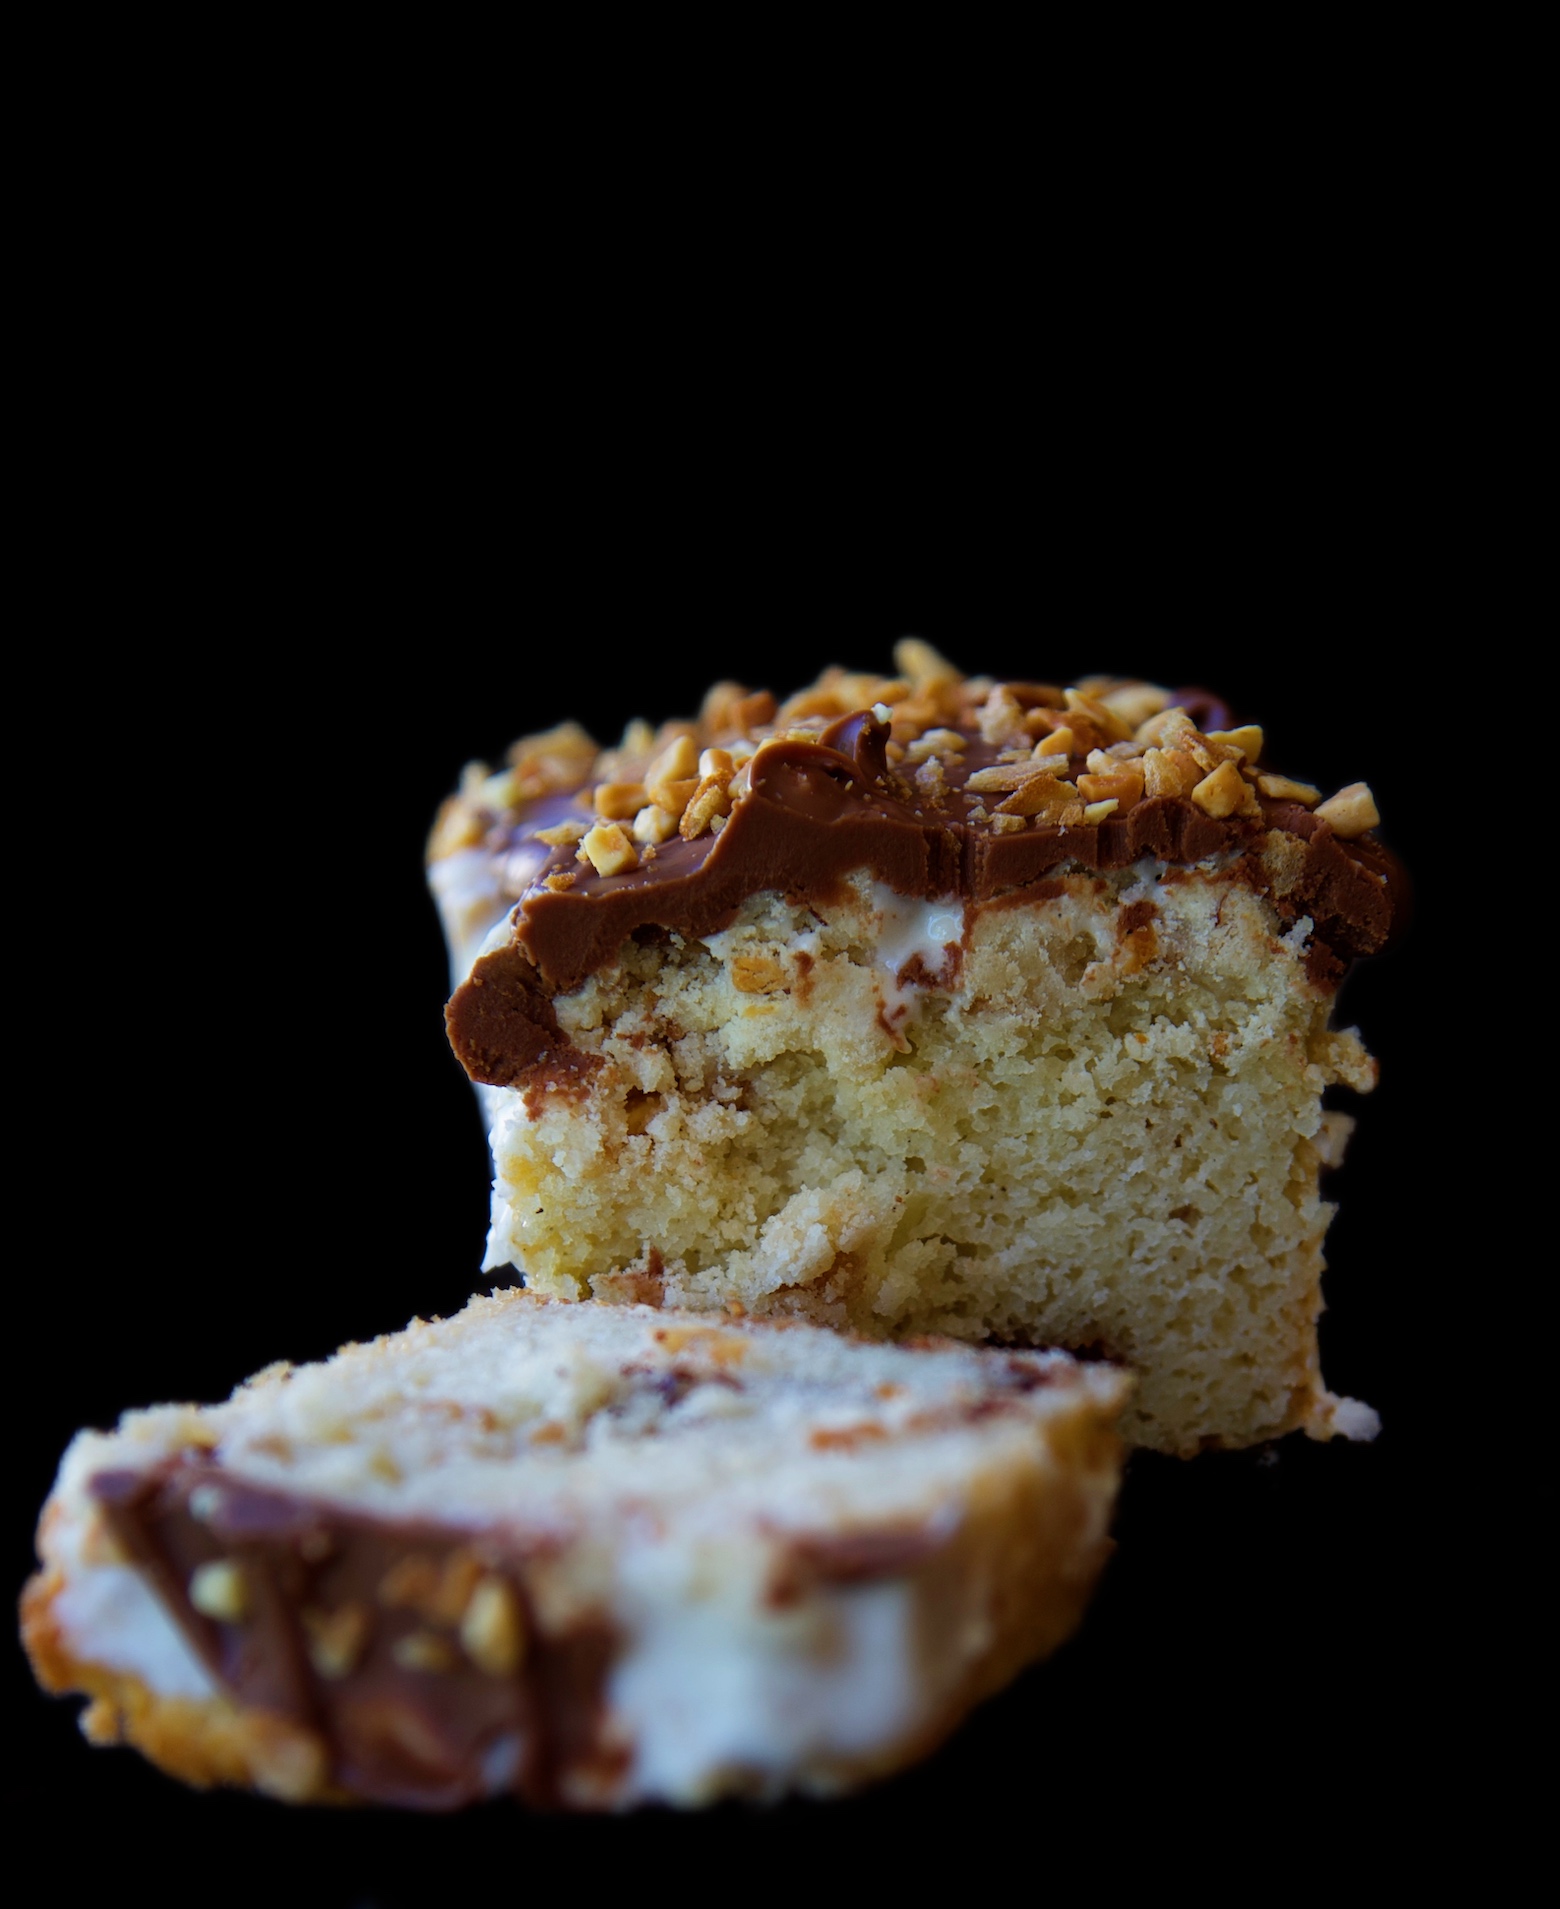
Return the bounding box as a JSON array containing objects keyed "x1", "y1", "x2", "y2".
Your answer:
[
  {"x1": 22, "y1": 1290, "x2": 1126, "y2": 1809},
  {"x1": 430, "y1": 643, "x2": 1404, "y2": 1455}
]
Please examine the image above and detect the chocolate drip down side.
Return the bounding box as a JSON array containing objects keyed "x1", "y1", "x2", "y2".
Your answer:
[
  {"x1": 90, "y1": 1460, "x2": 620, "y2": 1811},
  {"x1": 445, "y1": 706, "x2": 1405, "y2": 1090}
]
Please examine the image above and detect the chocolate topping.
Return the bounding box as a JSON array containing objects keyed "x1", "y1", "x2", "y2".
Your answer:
[
  {"x1": 91, "y1": 1460, "x2": 619, "y2": 1811},
  {"x1": 443, "y1": 681, "x2": 1406, "y2": 1090}
]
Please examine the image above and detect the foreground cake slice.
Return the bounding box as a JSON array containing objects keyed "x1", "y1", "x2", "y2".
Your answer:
[
  {"x1": 431, "y1": 646, "x2": 1403, "y2": 1456},
  {"x1": 23, "y1": 1291, "x2": 1126, "y2": 1810}
]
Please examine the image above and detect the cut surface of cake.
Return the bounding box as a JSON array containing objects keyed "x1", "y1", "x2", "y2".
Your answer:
[
  {"x1": 23, "y1": 1291, "x2": 1126, "y2": 1810},
  {"x1": 431, "y1": 645, "x2": 1404, "y2": 1455}
]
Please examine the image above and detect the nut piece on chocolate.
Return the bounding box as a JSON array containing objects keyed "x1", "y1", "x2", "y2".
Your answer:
[
  {"x1": 429, "y1": 647, "x2": 1406, "y2": 1456},
  {"x1": 23, "y1": 1292, "x2": 1127, "y2": 1810}
]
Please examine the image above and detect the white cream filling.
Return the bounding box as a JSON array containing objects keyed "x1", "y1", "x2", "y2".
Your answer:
[
  {"x1": 866, "y1": 884, "x2": 964, "y2": 1040},
  {"x1": 48, "y1": 1494, "x2": 217, "y2": 1702},
  {"x1": 607, "y1": 1564, "x2": 924, "y2": 1803}
]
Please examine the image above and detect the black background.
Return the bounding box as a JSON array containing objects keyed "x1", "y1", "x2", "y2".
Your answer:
[{"x1": 11, "y1": 409, "x2": 1483, "y2": 1890}]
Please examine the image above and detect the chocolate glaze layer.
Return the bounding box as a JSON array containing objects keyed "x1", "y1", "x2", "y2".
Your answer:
[
  {"x1": 446, "y1": 701, "x2": 1406, "y2": 1090},
  {"x1": 91, "y1": 1460, "x2": 619, "y2": 1810}
]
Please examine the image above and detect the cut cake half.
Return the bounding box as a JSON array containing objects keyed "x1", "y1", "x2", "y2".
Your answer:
[
  {"x1": 431, "y1": 645, "x2": 1404, "y2": 1455},
  {"x1": 23, "y1": 1290, "x2": 1126, "y2": 1810}
]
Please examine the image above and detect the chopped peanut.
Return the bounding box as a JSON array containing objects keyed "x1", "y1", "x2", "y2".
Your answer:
[
  {"x1": 579, "y1": 823, "x2": 640, "y2": 876},
  {"x1": 1314, "y1": 782, "x2": 1380, "y2": 837},
  {"x1": 1191, "y1": 759, "x2": 1249, "y2": 819},
  {"x1": 632, "y1": 805, "x2": 679, "y2": 845},
  {"x1": 995, "y1": 775, "x2": 1083, "y2": 818},
  {"x1": 1257, "y1": 773, "x2": 1321, "y2": 806},
  {"x1": 1142, "y1": 747, "x2": 1203, "y2": 799},
  {"x1": 680, "y1": 776, "x2": 731, "y2": 840},
  {"x1": 1207, "y1": 725, "x2": 1264, "y2": 763},
  {"x1": 534, "y1": 818, "x2": 588, "y2": 847},
  {"x1": 594, "y1": 781, "x2": 647, "y2": 821}
]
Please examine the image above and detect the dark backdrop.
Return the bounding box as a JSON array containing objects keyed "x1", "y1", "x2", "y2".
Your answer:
[{"x1": 12, "y1": 485, "x2": 1468, "y2": 1888}]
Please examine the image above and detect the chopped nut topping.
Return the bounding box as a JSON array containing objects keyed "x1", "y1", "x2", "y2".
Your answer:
[
  {"x1": 1142, "y1": 747, "x2": 1204, "y2": 799},
  {"x1": 902, "y1": 727, "x2": 967, "y2": 765},
  {"x1": 645, "y1": 729, "x2": 695, "y2": 790},
  {"x1": 594, "y1": 781, "x2": 648, "y2": 821},
  {"x1": 303, "y1": 1603, "x2": 371, "y2": 1679},
  {"x1": 579, "y1": 823, "x2": 640, "y2": 877},
  {"x1": 1190, "y1": 759, "x2": 1249, "y2": 819},
  {"x1": 480, "y1": 767, "x2": 525, "y2": 811},
  {"x1": 700, "y1": 681, "x2": 774, "y2": 740},
  {"x1": 977, "y1": 684, "x2": 1030, "y2": 747},
  {"x1": 1135, "y1": 707, "x2": 1196, "y2": 750},
  {"x1": 461, "y1": 1577, "x2": 527, "y2": 1677},
  {"x1": 1064, "y1": 687, "x2": 1133, "y2": 743},
  {"x1": 1207, "y1": 724, "x2": 1264, "y2": 763},
  {"x1": 893, "y1": 637, "x2": 961, "y2": 689},
  {"x1": 610, "y1": 716, "x2": 656, "y2": 766},
  {"x1": 427, "y1": 795, "x2": 488, "y2": 861},
  {"x1": 1077, "y1": 766, "x2": 1145, "y2": 811},
  {"x1": 967, "y1": 763, "x2": 1059, "y2": 793},
  {"x1": 189, "y1": 1560, "x2": 248, "y2": 1623},
  {"x1": 649, "y1": 776, "x2": 699, "y2": 820},
  {"x1": 436, "y1": 664, "x2": 1386, "y2": 930},
  {"x1": 1094, "y1": 681, "x2": 1169, "y2": 730},
  {"x1": 631, "y1": 804, "x2": 679, "y2": 845},
  {"x1": 914, "y1": 756, "x2": 949, "y2": 799},
  {"x1": 503, "y1": 721, "x2": 600, "y2": 799},
  {"x1": 995, "y1": 775, "x2": 1083, "y2": 818},
  {"x1": 1314, "y1": 781, "x2": 1380, "y2": 837},
  {"x1": 534, "y1": 818, "x2": 588, "y2": 847},
  {"x1": 680, "y1": 775, "x2": 731, "y2": 840},
  {"x1": 1257, "y1": 772, "x2": 1321, "y2": 806},
  {"x1": 392, "y1": 1631, "x2": 457, "y2": 1673},
  {"x1": 543, "y1": 871, "x2": 576, "y2": 891}
]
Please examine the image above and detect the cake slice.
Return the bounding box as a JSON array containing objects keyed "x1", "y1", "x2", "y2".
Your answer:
[
  {"x1": 431, "y1": 646, "x2": 1404, "y2": 1455},
  {"x1": 23, "y1": 1290, "x2": 1126, "y2": 1810}
]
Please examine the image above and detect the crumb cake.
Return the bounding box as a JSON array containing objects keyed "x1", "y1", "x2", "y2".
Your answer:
[
  {"x1": 23, "y1": 1292, "x2": 1125, "y2": 1809},
  {"x1": 430, "y1": 643, "x2": 1404, "y2": 1455}
]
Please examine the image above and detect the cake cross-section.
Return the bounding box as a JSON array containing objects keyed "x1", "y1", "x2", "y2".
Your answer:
[
  {"x1": 430, "y1": 644, "x2": 1403, "y2": 1454},
  {"x1": 24, "y1": 1291, "x2": 1126, "y2": 1808}
]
